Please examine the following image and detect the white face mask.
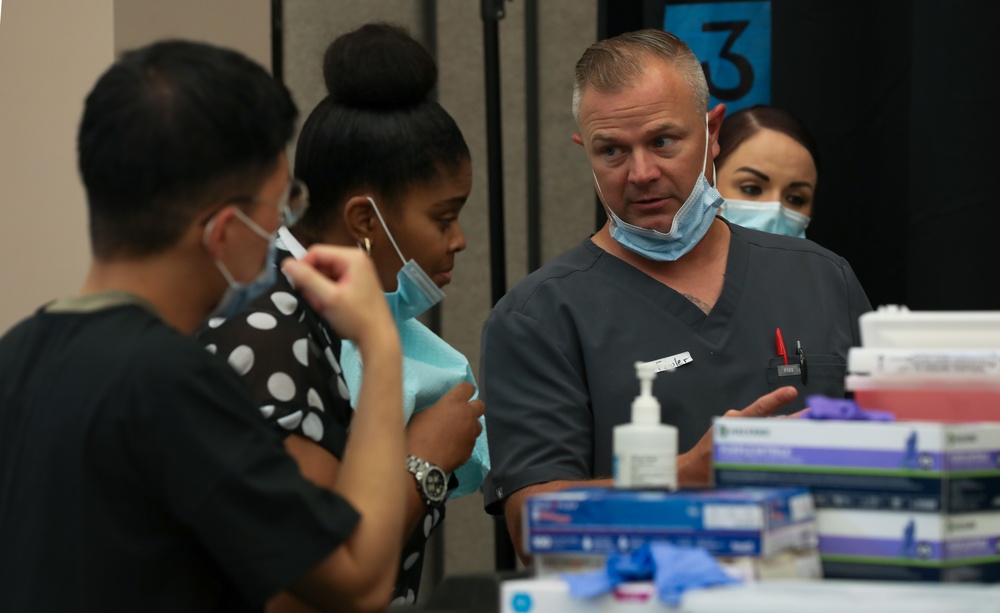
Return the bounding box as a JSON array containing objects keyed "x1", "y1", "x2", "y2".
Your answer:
[{"x1": 719, "y1": 199, "x2": 810, "y2": 238}]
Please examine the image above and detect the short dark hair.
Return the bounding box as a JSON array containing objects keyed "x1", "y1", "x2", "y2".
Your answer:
[
  {"x1": 78, "y1": 39, "x2": 298, "y2": 259},
  {"x1": 716, "y1": 105, "x2": 820, "y2": 173},
  {"x1": 293, "y1": 23, "x2": 470, "y2": 243}
]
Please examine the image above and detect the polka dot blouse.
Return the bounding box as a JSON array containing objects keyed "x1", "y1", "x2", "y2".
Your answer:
[
  {"x1": 200, "y1": 254, "x2": 353, "y2": 459},
  {"x1": 198, "y1": 246, "x2": 441, "y2": 603}
]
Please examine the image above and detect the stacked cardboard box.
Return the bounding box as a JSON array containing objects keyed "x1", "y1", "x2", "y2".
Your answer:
[
  {"x1": 499, "y1": 577, "x2": 1000, "y2": 613},
  {"x1": 523, "y1": 487, "x2": 821, "y2": 581},
  {"x1": 714, "y1": 419, "x2": 1000, "y2": 581}
]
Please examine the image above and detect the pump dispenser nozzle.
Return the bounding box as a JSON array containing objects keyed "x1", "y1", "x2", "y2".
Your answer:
[
  {"x1": 632, "y1": 361, "x2": 662, "y2": 424},
  {"x1": 614, "y1": 361, "x2": 678, "y2": 489}
]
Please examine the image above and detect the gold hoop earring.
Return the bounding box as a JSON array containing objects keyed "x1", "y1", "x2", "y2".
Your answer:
[{"x1": 363, "y1": 237, "x2": 371, "y2": 256}]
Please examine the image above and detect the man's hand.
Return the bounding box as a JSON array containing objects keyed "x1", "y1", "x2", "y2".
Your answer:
[
  {"x1": 281, "y1": 246, "x2": 394, "y2": 349},
  {"x1": 678, "y1": 386, "x2": 798, "y2": 486},
  {"x1": 406, "y1": 382, "x2": 484, "y2": 474}
]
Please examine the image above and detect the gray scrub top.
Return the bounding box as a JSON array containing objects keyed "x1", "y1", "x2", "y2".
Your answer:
[{"x1": 480, "y1": 221, "x2": 871, "y2": 513}]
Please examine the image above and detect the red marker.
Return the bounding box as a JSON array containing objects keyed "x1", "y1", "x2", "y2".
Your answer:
[{"x1": 775, "y1": 328, "x2": 789, "y2": 366}]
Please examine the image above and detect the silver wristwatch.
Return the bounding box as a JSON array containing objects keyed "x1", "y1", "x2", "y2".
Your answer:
[{"x1": 406, "y1": 454, "x2": 447, "y2": 506}]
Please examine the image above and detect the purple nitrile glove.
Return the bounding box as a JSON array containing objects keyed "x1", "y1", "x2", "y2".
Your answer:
[{"x1": 806, "y1": 395, "x2": 894, "y2": 421}]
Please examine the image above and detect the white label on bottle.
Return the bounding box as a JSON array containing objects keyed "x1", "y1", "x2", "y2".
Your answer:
[
  {"x1": 703, "y1": 504, "x2": 764, "y2": 529},
  {"x1": 616, "y1": 451, "x2": 677, "y2": 489}
]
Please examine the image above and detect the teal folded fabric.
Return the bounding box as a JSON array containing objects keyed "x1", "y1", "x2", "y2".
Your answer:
[{"x1": 341, "y1": 317, "x2": 489, "y2": 497}]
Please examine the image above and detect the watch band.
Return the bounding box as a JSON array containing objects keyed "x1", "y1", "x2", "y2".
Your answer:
[{"x1": 406, "y1": 454, "x2": 448, "y2": 506}]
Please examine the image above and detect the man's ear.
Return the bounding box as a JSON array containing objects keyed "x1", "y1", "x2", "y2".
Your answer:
[
  {"x1": 200, "y1": 205, "x2": 237, "y2": 260},
  {"x1": 708, "y1": 103, "x2": 727, "y2": 158},
  {"x1": 572, "y1": 133, "x2": 584, "y2": 146},
  {"x1": 342, "y1": 195, "x2": 378, "y2": 245}
]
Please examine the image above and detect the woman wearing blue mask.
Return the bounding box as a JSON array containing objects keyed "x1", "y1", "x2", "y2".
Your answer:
[
  {"x1": 202, "y1": 23, "x2": 487, "y2": 610},
  {"x1": 715, "y1": 105, "x2": 820, "y2": 238}
]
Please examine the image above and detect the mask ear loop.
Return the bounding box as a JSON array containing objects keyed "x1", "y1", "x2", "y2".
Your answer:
[
  {"x1": 592, "y1": 170, "x2": 619, "y2": 227},
  {"x1": 366, "y1": 196, "x2": 407, "y2": 266},
  {"x1": 701, "y1": 115, "x2": 711, "y2": 181},
  {"x1": 592, "y1": 170, "x2": 607, "y2": 206},
  {"x1": 203, "y1": 212, "x2": 240, "y2": 288}
]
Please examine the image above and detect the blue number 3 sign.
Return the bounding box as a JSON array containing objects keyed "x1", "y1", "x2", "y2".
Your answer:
[{"x1": 664, "y1": 1, "x2": 771, "y2": 112}]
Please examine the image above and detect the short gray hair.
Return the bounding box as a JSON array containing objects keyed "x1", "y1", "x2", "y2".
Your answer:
[{"x1": 572, "y1": 29, "x2": 709, "y2": 125}]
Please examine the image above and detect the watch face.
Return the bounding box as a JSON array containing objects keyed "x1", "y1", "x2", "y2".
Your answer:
[{"x1": 423, "y1": 467, "x2": 447, "y2": 502}]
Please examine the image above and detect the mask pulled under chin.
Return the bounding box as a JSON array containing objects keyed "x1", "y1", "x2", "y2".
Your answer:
[
  {"x1": 385, "y1": 260, "x2": 445, "y2": 321},
  {"x1": 606, "y1": 174, "x2": 724, "y2": 261},
  {"x1": 719, "y1": 199, "x2": 810, "y2": 238},
  {"x1": 365, "y1": 196, "x2": 445, "y2": 321}
]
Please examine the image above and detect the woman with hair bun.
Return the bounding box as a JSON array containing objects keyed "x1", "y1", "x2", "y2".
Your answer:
[
  {"x1": 200, "y1": 23, "x2": 486, "y2": 610},
  {"x1": 716, "y1": 105, "x2": 820, "y2": 238}
]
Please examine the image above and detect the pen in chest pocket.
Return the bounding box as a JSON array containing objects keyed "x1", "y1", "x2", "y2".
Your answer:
[{"x1": 775, "y1": 327, "x2": 803, "y2": 379}]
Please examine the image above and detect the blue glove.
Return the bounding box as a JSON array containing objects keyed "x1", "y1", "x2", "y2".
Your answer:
[
  {"x1": 563, "y1": 545, "x2": 655, "y2": 599},
  {"x1": 649, "y1": 543, "x2": 741, "y2": 606},
  {"x1": 563, "y1": 543, "x2": 741, "y2": 607}
]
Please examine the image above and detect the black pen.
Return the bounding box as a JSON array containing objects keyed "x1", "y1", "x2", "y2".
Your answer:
[{"x1": 796, "y1": 341, "x2": 808, "y2": 384}]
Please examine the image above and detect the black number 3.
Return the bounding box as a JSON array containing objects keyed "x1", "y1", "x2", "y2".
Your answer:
[{"x1": 701, "y1": 20, "x2": 754, "y2": 101}]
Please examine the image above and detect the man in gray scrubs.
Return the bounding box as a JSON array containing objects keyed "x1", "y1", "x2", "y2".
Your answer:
[{"x1": 480, "y1": 29, "x2": 871, "y2": 561}]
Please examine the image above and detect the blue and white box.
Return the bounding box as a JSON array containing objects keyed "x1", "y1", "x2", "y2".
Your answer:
[
  {"x1": 713, "y1": 419, "x2": 1000, "y2": 581},
  {"x1": 714, "y1": 419, "x2": 1000, "y2": 513},
  {"x1": 524, "y1": 487, "x2": 816, "y2": 558},
  {"x1": 819, "y1": 509, "x2": 1000, "y2": 582},
  {"x1": 500, "y1": 577, "x2": 1000, "y2": 613}
]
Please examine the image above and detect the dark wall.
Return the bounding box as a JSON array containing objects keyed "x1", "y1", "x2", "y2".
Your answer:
[
  {"x1": 770, "y1": 1, "x2": 910, "y2": 310},
  {"x1": 907, "y1": 1, "x2": 1000, "y2": 309},
  {"x1": 603, "y1": 0, "x2": 1000, "y2": 310}
]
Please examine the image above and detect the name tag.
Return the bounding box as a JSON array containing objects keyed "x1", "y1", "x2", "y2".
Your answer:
[
  {"x1": 777, "y1": 364, "x2": 802, "y2": 377},
  {"x1": 643, "y1": 351, "x2": 694, "y2": 373}
]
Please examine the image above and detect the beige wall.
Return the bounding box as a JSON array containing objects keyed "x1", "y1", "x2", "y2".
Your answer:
[
  {"x1": 0, "y1": 0, "x2": 114, "y2": 334},
  {"x1": 0, "y1": 0, "x2": 270, "y2": 335},
  {"x1": 113, "y1": 0, "x2": 270, "y2": 68}
]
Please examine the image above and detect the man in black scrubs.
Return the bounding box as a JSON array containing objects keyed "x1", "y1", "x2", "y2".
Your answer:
[
  {"x1": 481, "y1": 29, "x2": 871, "y2": 561},
  {"x1": 0, "y1": 40, "x2": 407, "y2": 611}
]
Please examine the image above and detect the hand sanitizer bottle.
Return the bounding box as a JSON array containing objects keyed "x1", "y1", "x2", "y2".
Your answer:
[{"x1": 613, "y1": 361, "x2": 677, "y2": 489}]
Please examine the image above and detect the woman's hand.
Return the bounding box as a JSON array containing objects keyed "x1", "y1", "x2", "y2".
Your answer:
[{"x1": 405, "y1": 382, "x2": 484, "y2": 474}]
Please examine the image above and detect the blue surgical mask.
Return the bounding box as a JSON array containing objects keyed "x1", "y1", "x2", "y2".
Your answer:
[
  {"x1": 719, "y1": 199, "x2": 810, "y2": 238},
  {"x1": 367, "y1": 196, "x2": 444, "y2": 320},
  {"x1": 205, "y1": 208, "x2": 278, "y2": 320},
  {"x1": 596, "y1": 118, "x2": 724, "y2": 261}
]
